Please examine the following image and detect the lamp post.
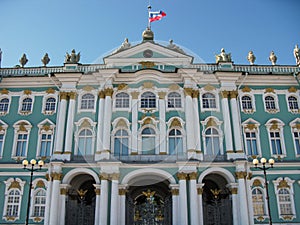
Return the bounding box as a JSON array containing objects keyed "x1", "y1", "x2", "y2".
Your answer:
[
  {"x1": 22, "y1": 159, "x2": 44, "y2": 225},
  {"x1": 252, "y1": 157, "x2": 275, "y2": 225}
]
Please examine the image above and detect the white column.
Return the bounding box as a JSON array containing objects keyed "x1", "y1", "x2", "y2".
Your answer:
[
  {"x1": 110, "y1": 174, "x2": 119, "y2": 225},
  {"x1": 59, "y1": 185, "x2": 69, "y2": 225},
  {"x1": 64, "y1": 92, "x2": 76, "y2": 154},
  {"x1": 230, "y1": 91, "x2": 243, "y2": 151},
  {"x1": 220, "y1": 91, "x2": 233, "y2": 151},
  {"x1": 184, "y1": 88, "x2": 195, "y2": 151},
  {"x1": 197, "y1": 184, "x2": 205, "y2": 225},
  {"x1": 169, "y1": 185, "x2": 179, "y2": 225},
  {"x1": 228, "y1": 183, "x2": 239, "y2": 225},
  {"x1": 44, "y1": 174, "x2": 52, "y2": 225},
  {"x1": 192, "y1": 91, "x2": 201, "y2": 151},
  {"x1": 246, "y1": 178, "x2": 255, "y2": 225},
  {"x1": 96, "y1": 91, "x2": 105, "y2": 153},
  {"x1": 236, "y1": 171, "x2": 250, "y2": 225},
  {"x1": 158, "y1": 92, "x2": 167, "y2": 154},
  {"x1": 177, "y1": 173, "x2": 188, "y2": 225},
  {"x1": 53, "y1": 92, "x2": 68, "y2": 154},
  {"x1": 118, "y1": 186, "x2": 127, "y2": 225},
  {"x1": 93, "y1": 184, "x2": 101, "y2": 225},
  {"x1": 131, "y1": 92, "x2": 139, "y2": 154},
  {"x1": 49, "y1": 172, "x2": 62, "y2": 225},
  {"x1": 189, "y1": 172, "x2": 199, "y2": 225},
  {"x1": 102, "y1": 88, "x2": 113, "y2": 151},
  {"x1": 99, "y1": 174, "x2": 109, "y2": 225}
]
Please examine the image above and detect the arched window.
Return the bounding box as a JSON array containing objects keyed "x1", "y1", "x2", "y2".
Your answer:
[
  {"x1": 141, "y1": 127, "x2": 156, "y2": 155},
  {"x1": 78, "y1": 129, "x2": 93, "y2": 156},
  {"x1": 202, "y1": 93, "x2": 216, "y2": 109},
  {"x1": 81, "y1": 94, "x2": 95, "y2": 110},
  {"x1": 278, "y1": 188, "x2": 293, "y2": 216},
  {"x1": 205, "y1": 127, "x2": 220, "y2": 155},
  {"x1": 45, "y1": 97, "x2": 56, "y2": 111},
  {"x1": 115, "y1": 92, "x2": 130, "y2": 108},
  {"x1": 114, "y1": 129, "x2": 129, "y2": 156},
  {"x1": 141, "y1": 92, "x2": 156, "y2": 108},
  {"x1": 167, "y1": 92, "x2": 181, "y2": 108},
  {"x1": 241, "y1": 96, "x2": 253, "y2": 110},
  {"x1": 168, "y1": 129, "x2": 183, "y2": 155},
  {"x1": 32, "y1": 189, "x2": 46, "y2": 217},
  {"x1": 5, "y1": 189, "x2": 21, "y2": 217},
  {"x1": 265, "y1": 96, "x2": 276, "y2": 110},
  {"x1": 288, "y1": 96, "x2": 299, "y2": 110},
  {"x1": 252, "y1": 188, "x2": 265, "y2": 216},
  {"x1": 21, "y1": 98, "x2": 33, "y2": 111},
  {"x1": 0, "y1": 98, "x2": 9, "y2": 113}
]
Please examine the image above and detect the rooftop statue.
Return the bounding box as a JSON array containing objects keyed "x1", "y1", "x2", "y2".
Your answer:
[
  {"x1": 269, "y1": 51, "x2": 277, "y2": 65},
  {"x1": 167, "y1": 39, "x2": 185, "y2": 54},
  {"x1": 215, "y1": 48, "x2": 232, "y2": 63},
  {"x1": 113, "y1": 38, "x2": 131, "y2": 54},
  {"x1": 41, "y1": 53, "x2": 50, "y2": 67},
  {"x1": 247, "y1": 51, "x2": 256, "y2": 65},
  {"x1": 19, "y1": 53, "x2": 28, "y2": 67},
  {"x1": 293, "y1": 44, "x2": 300, "y2": 66},
  {"x1": 65, "y1": 49, "x2": 80, "y2": 64}
]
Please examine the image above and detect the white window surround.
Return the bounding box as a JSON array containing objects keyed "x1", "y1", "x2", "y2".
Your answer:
[
  {"x1": 74, "y1": 118, "x2": 96, "y2": 156},
  {"x1": 166, "y1": 117, "x2": 186, "y2": 155},
  {"x1": 138, "y1": 91, "x2": 158, "y2": 113},
  {"x1": 0, "y1": 120, "x2": 8, "y2": 158},
  {"x1": 289, "y1": 118, "x2": 300, "y2": 157},
  {"x1": 200, "y1": 89, "x2": 220, "y2": 112},
  {"x1": 241, "y1": 118, "x2": 262, "y2": 157},
  {"x1": 0, "y1": 94, "x2": 11, "y2": 115},
  {"x1": 286, "y1": 93, "x2": 300, "y2": 114},
  {"x1": 138, "y1": 117, "x2": 159, "y2": 155},
  {"x1": 273, "y1": 177, "x2": 296, "y2": 221},
  {"x1": 250, "y1": 177, "x2": 268, "y2": 222},
  {"x1": 239, "y1": 93, "x2": 256, "y2": 114},
  {"x1": 29, "y1": 179, "x2": 48, "y2": 221},
  {"x1": 78, "y1": 90, "x2": 98, "y2": 113},
  {"x1": 36, "y1": 119, "x2": 55, "y2": 158},
  {"x1": 111, "y1": 118, "x2": 131, "y2": 155},
  {"x1": 42, "y1": 94, "x2": 58, "y2": 115},
  {"x1": 18, "y1": 95, "x2": 35, "y2": 115},
  {"x1": 113, "y1": 92, "x2": 131, "y2": 111},
  {"x1": 265, "y1": 119, "x2": 286, "y2": 158},
  {"x1": 12, "y1": 120, "x2": 32, "y2": 159},
  {"x1": 3, "y1": 178, "x2": 25, "y2": 222},
  {"x1": 166, "y1": 91, "x2": 183, "y2": 111},
  {"x1": 201, "y1": 116, "x2": 223, "y2": 155},
  {"x1": 263, "y1": 93, "x2": 279, "y2": 114}
]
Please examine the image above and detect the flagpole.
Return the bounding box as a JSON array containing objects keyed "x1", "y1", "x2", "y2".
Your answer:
[{"x1": 147, "y1": 5, "x2": 151, "y2": 29}]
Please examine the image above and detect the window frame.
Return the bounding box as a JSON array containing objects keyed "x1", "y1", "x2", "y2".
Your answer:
[
  {"x1": 140, "y1": 91, "x2": 157, "y2": 110},
  {"x1": 12, "y1": 121, "x2": 32, "y2": 159},
  {"x1": 263, "y1": 93, "x2": 279, "y2": 114},
  {"x1": 240, "y1": 93, "x2": 256, "y2": 114},
  {"x1": 42, "y1": 94, "x2": 58, "y2": 115},
  {"x1": 36, "y1": 119, "x2": 55, "y2": 158},
  {"x1": 250, "y1": 177, "x2": 268, "y2": 222},
  {"x1": 167, "y1": 92, "x2": 182, "y2": 110},
  {"x1": 200, "y1": 89, "x2": 220, "y2": 112},
  {"x1": 114, "y1": 92, "x2": 130, "y2": 110},
  {"x1": 78, "y1": 91, "x2": 97, "y2": 113},
  {"x1": 242, "y1": 119, "x2": 262, "y2": 157},
  {"x1": 265, "y1": 119, "x2": 286, "y2": 158},
  {"x1": 0, "y1": 96, "x2": 10, "y2": 115},
  {"x1": 290, "y1": 118, "x2": 300, "y2": 157},
  {"x1": 286, "y1": 94, "x2": 300, "y2": 114},
  {"x1": 19, "y1": 96, "x2": 34, "y2": 115},
  {"x1": 0, "y1": 120, "x2": 8, "y2": 158},
  {"x1": 168, "y1": 128, "x2": 184, "y2": 156}
]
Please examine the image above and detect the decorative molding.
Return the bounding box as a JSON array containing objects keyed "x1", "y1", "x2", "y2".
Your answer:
[
  {"x1": 235, "y1": 171, "x2": 247, "y2": 179},
  {"x1": 131, "y1": 91, "x2": 139, "y2": 99},
  {"x1": 46, "y1": 88, "x2": 56, "y2": 94},
  {"x1": 169, "y1": 84, "x2": 180, "y2": 91},
  {"x1": 177, "y1": 172, "x2": 187, "y2": 180},
  {"x1": 51, "y1": 172, "x2": 63, "y2": 181},
  {"x1": 143, "y1": 81, "x2": 154, "y2": 89},
  {"x1": 119, "y1": 188, "x2": 127, "y2": 195},
  {"x1": 241, "y1": 86, "x2": 251, "y2": 92},
  {"x1": 184, "y1": 88, "x2": 193, "y2": 96},
  {"x1": 104, "y1": 88, "x2": 113, "y2": 97},
  {"x1": 82, "y1": 85, "x2": 94, "y2": 91},
  {"x1": 171, "y1": 189, "x2": 179, "y2": 195},
  {"x1": 68, "y1": 92, "x2": 77, "y2": 100},
  {"x1": 158, "y1": 92, "x2": 166, "y2": 99},
  {"x1": 98, "y1": 90, "x2": 105, "y2": 98},
  {"x1": 203, "y1": 84, "x2": 215, "y2": 91},
  {"x1": 23, "y1": 89, "x2": 32, "y2": 95},
  {"x1": 265, "y1": 87, "x2": 275, "y2": 93},
  {"x1": 288, "y1": 86, "x2": 297, "y2": 93},
  {"x1": 188, "y1": 172, "x2": 198, "y2": 180},
  {"x1": 170, "y1": 118, "x2": 182, "y2": 128},
  {"x1": 59, "y1": 92, "x2": 68, "y2": 100},
  {"x1": 220, "y1": 90, "x2": 229, "y2": 98},
  {"x1": 0, "y1": 89, "x2": 9, "y2": 95},
  {"x1": 117, "y1": 83, "x2": 128, "y2": 90},
  {"x1": 229, "y1": 91, "x2": 238, "y2": 99}
]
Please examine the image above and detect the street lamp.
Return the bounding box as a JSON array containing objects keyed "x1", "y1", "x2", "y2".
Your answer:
[
  {"x1": 22, "y1": 159, "x2": 44, "y2": 225},
  {"x1": 252, "y1": 157, "x2": 275, "y2": 225}
]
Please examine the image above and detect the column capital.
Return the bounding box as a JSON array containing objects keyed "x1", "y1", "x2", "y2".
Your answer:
[
  {"x1": 45, "y1": 173, "x2": 51, "y2": 181},
  {"x1": 104, "y1": 88, "x2": 114, "y2": 97},
  {"x1": 220, "y1": 90, "x2": 229, "y2": 98},
  {"x1": 158, "y1": 91, "x2": 166, "y2": 99},
  {"x1": 51, "y1": 172, "x2": 63, "y2": 181},
  {"x1": 131, "y1": 91, "x2": 139, "y2": 99},
  {"x1": 177, "y1": 172, "x2": 187, "y2": 180},
  {"x1": 68, "y1": 91, "x2": 77, "y2": 100},
  {"x1": 60, "y1": 188, "x2": 68, "y2": 195},
  {"x1": 98, "y1": 90, "x2": 105, "y2": 98},
  {"x1": 192, "y1": 90, "x2": 199, "y2": 98},
  {"x1": 59, "y1": 92, "x2": 68, "y2": 100},
  {"x1": 119, "y1": 188, "x2": 127, "y2": 195},
  {"x1": 235, "y1": 171, "x2": 247, "y2": 179},
  {"x1": 188, "y1": 172, "x2": 198, "y2": 180},
  {"x1": 229, "y1": 90, "x2": 238, "y2": 99},
  {"x1": 99, "y1": 173, "x2": 110, "y2": 180},
  {"x1": 171, "y1": 189, "x2": 179, "y2": 196},
  {"x1": 95, "y1": 188, "x2": 101, "y2": 195},
  {"x1": 110, "y1": 173, "x2": 120, "y2": 180},
  {"x1": 230, "y1": 187, "x2": 238, "y2": 195},
  {"x1": 184, "y1": 88, "x2": 193, "y2": 96}
]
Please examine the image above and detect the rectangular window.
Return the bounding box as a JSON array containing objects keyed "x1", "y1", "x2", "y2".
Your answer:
[
  {"x1": 16, "y1": 134, "x2": 28, "y2": 156},
  {"x1": 293, "y1": 131, "x2": 300, "y2": 155},
  {"x1": 245, "y1": 131, "x2": 258, "y2": 155},
  {"x1": 270, "y1": 131, "x2": 282, "y2": 155},
  {"x1": 0, "y1": 134, "x2": 4, "y2": 156},
  {"x1": 40, "y1": 134, "x2": 52, "y2": 157}
]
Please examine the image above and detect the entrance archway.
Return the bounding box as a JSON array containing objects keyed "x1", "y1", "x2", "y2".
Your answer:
[
  {"x1": 126, "y1": 179, "x2": 172, "y2": 225},
  {"x1": 65, "y1": 174, "x2": 96, "y2": 225},
  {"x1": 202, "y1": 173, "x2": 233, "y2": 225}
]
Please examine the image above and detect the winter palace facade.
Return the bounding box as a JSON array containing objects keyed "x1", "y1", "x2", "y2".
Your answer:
[{"x1": 0, "y1": 29, "x2": 300, "y2": 225}]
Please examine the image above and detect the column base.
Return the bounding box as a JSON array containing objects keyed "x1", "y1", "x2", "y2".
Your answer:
[
  {"x1": 187, "y1": 149, "x2": 203, "y2": 161},
  {"x1": 95, "y1": 150, "x2": 111, "y2": 161}
]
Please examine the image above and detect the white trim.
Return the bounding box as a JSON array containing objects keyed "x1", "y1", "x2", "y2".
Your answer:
[
  {"x1": 42, "y1": 93, "x2": 58, "y2": 115},
  {"x1": 18, "y1": 95, "x2": 35, "y2": 116},
  {"x1": 0, "y1": 94, "x2": 11, "y2": 116},
  {"x1": 199, "y1": 88, "x2": 220, "y2": 112},
  {"x1": 263, "y1": 92, "x2": 279, "y2": 114},
  {"x1": 241, "y1": 118, "x2": 262, "y2": 157},
  {"x1": 112, "y1": 91, "x2": 131, "y2": 112},
  {"x1": 286, "y1": 92, "x2": 300, "y2": 114},
  {"x1": 11, "y1": 120, "x2": 32, "y2": 158},
  {"x1": 77, "y1": 90, "x2": 98, "y2": 113},
  {"x1": 197, "y1": 167, "x2": 235, "y2": 184},
  {"x1": 62, "y1": 168, "x2": 100, "y2": 184},
  {"x1": 36, "y1": 119, "x2": 55, "y2": 158},
  {"x1": 239, "y1": 92, "x2": 256, "y2": 114}
]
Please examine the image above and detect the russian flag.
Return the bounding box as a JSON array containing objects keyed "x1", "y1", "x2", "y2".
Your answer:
[{"x1": 149, "y1": 11, "x2": 166, "y2": 23}]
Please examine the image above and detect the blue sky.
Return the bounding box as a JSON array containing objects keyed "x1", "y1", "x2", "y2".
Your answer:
[{"x1": 0, "y1": 0, "x2": 299, "y2": 67}]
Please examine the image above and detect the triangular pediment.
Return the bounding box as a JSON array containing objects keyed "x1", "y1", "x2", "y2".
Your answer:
[{"x1": 103, "y1": 41, "x2": 193, "y2": 68}]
